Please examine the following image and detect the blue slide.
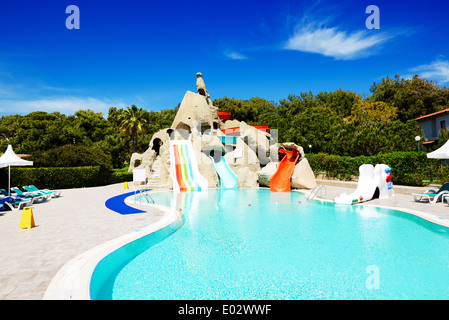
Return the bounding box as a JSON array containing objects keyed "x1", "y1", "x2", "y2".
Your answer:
[{"x1": 210, "y1": 156, "x2": 238, "y2": 189}]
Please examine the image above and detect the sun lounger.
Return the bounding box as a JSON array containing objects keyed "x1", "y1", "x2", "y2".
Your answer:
[
  {"x1": 23, "y1": 185, "x2": 52, "y2": 199},
  {"x1": 0, "y1": 195, "x2": 32, "y2": 211},
  {"x1": 412, "y1": 182, "x2": 449, "y2": 203},
  {"x1": 27, "y1": 185, "x2": 61, "y2": 198},
  {"x1": 24, "y1": 185, "x2": 52, "y2": 198},
  {"x1": 11, "y1": 187, "x2": 46, "y2": 202}
]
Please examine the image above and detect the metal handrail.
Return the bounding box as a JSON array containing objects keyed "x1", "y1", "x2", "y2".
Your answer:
[
  {"x1": 143, "y1": 191, "x2": 155, "y2": 204},
  {"x1": 134, "y1": 187, "x2": 155, "y2": 204},
  {"x1": 307, "y1": 185, "x2": 327, "y2": 201}
]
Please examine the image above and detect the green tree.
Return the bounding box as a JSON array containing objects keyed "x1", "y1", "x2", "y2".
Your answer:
[
  {"x1": 349, "y1": 101, "x2": 398, "y2": 124},
  {"x1": 369, "y1": 74, "x2": 449, "y2": 121},
  {"x1": 315, "y1": 89, "x2": 361, "y2": 117},
  {"x1": 32, "y1": 144, "x2": 113, "y2": 171},
  {"x1": 213, "y1": 97, "x2": 276, "y2": 124},
  {"x1": 119, "y1": 105, "x2": 148, "y2": 153},
  {"x1": 72, "y1": 109, "x2": 111, "y2": 145},
  {"x1": 3, "y1": 112, "x2": 72, "y2": 153},
  {"x1": 279, "y1": 92, "x2": 316, "y2": 120}
]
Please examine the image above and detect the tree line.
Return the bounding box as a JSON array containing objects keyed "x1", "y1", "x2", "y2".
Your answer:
[
  {"x1": 214, "y1": 74, "x2": 449, "y2": 156},
  {"x1": 0, "y1": 74, "x2": 448, "y2": 168},
  {"x1": 0, "y1": 106, "x2": 176, "y2": 168}
]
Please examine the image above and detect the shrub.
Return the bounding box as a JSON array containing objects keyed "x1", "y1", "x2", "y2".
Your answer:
[
  {"x1": 32, "y1": 145, "x2": 113, "y2": 171},
  {"x1": 307, "y1": 151, "x2": 438, "y2": 186},
  {"x1": 0, "y1": 166, "x2": 102, "y2": 189},
  {"x1": 108, "y1": 170, "x2": 133, "y2": 184},
  {"x1": 0, "y1": 165, "x2": 135, "y2": 190},
  {"x1": 436, "y1": 166, "x2": 449, "y2": 185}
]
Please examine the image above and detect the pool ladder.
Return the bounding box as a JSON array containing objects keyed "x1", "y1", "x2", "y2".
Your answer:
[
  {"x1": 307, "y1": 185, "x2": 327, "y2": 201},
  {"x1": 134, "y1": 188, "x2": 155, "y2": 204}
]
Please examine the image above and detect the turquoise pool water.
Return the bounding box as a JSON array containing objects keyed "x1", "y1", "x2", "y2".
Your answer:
[{"x1": 91, "y1": 189, "x2": 449, "y2": 300}]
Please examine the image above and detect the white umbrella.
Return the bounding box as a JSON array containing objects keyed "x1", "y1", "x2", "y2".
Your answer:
[
  {"x1": 427, "y1": 139, "x2": 449, "y2": 159},
  {"x1": 0, "y1": 145, "x2": 33, "y2": 196}
]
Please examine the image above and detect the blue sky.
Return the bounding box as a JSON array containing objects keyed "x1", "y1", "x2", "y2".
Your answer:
[{"x1": 0, "y1": 0, "x2": 448, "y2": 116}]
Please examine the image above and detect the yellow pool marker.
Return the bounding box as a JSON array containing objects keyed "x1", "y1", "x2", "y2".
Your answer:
[
  {"x1": 124, "y1": 181, "x2": 129, "y2": 189},
  {"x1": 19, "y1": 207, "x2": 35, "y2": 229}
]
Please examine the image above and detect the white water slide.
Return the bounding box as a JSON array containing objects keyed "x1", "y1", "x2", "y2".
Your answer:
[{"x1": 334, "y1": 164, "x2": 394, "y2": 205}]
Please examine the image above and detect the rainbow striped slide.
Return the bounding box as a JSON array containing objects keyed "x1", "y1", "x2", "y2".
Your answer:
[{"x1": 169, "y1": 140, "x2": 208, "y2": 192}]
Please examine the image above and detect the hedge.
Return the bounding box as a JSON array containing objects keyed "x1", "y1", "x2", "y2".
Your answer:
[
  {"x1": 108, "y1": 170, "x2": 133, "y2": 185},
  {"x1": 306, "y1": 152, "x2": 440, "y2": 186},
  {"x1": 1, "y1": 152, "x2": 441, "y2": 189},
  {"x1": 0, "y1": 166, "x2": 133, "y2": 190}
]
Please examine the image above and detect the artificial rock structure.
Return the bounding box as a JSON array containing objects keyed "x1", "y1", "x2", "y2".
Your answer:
[{"x1": 129, "y1": 73, "x2": 316, "y2": 190}]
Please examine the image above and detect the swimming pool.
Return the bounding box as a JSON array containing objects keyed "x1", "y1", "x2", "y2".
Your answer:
[{"x1": 91, "y1": 188, "x2": 449, "y2": 300}]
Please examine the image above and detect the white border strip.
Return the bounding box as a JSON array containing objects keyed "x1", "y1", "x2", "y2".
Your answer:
[
  {"x1": 43, "y1": 200, "x2": 180, "y2": 300},
  {"x1": 358, "y1": 202, "x2": 449, "y2": 228}
]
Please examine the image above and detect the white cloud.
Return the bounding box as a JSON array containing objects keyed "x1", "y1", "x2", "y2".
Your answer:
[
  {"x1": 224, "y1": 51, "x2": 248, "y2": 60},
  {"x1": 407, "y1": 58, "x2": 449, "y2": 84},
  {"x1": 283, "y1": 21, "x2": 392, "y2": 60},
  {"x1": 0, "y1": 96, "x2": 126, "y2": 116}
]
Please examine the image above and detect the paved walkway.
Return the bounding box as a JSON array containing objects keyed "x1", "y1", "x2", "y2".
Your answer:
[
  {"x1": 0, "y1": 183, "x2": 165, "y2": 300},
  {"x1": 1, "y1": 182, "x2": 449, "y2": 300}
]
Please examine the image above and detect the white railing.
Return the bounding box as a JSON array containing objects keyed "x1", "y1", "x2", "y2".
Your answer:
[
  {"x1": 134, "y1": 187, "x2": 154, "y2": 204},
  {"x1": 307, "y1": 185, "x2": 327, "y2": 201}
]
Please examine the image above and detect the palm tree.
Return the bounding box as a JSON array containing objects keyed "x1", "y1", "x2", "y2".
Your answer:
[{"x1": 119, "y1": 105, "x2": 147, "y2": 153}]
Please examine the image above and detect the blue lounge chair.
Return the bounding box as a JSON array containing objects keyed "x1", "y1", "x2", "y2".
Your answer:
[
  {"x1": 2, "y1": 188, "x2": 26, "y2": 203},
  {"x1": 0, "y1": 196, "x2": 32, "y2": 211},
  {"x1": 412, "y1": 182, "x2": 449, "y2": 203}
]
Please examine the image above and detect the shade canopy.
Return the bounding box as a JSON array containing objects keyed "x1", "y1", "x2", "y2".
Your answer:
[
  {"x1": 0, "y1": 145, "x2": 33, "y2": 167},
  {"x1": 0, "y1": 145, "x2": 33, "y2": 196},
  {"x1": 427, "y1": 139, "x2": 449, "y2": 159}
]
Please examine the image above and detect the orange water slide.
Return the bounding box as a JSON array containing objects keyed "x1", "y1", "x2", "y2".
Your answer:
[{"x1": 270, "y1": 148, "x2": 300, "y2": 192}]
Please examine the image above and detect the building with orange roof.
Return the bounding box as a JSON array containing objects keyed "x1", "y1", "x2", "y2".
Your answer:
[{"x1": 416, "y1": 108, "x2": 449, "y2": 150}]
